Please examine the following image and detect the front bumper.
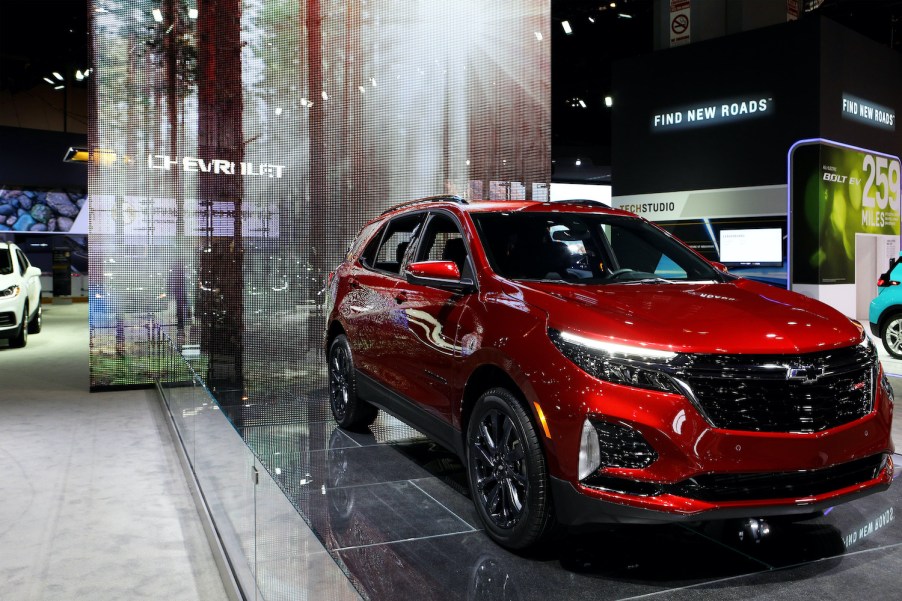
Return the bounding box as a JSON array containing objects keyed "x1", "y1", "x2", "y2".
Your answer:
[
  {"x1": 0, "y1": 296, "x2": 23, "y2": 338},
  {"x1": 551, "y1": 453, "x2": 894, "y2": 525}
]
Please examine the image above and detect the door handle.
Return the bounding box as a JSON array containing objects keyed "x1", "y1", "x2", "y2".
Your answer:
[{"x1": 394, "y1": 292, "x2": 407, "y2": 304}]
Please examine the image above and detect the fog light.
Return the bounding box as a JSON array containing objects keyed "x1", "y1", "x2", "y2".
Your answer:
[{"x1": 578, "y1": 418, "x2": 601, "y2": 479}]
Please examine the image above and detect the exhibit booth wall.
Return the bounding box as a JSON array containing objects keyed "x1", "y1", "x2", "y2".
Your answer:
[
  {"x1": 87, "y1": 0, "x2": 551, "y2": 395},
  {"x1": 611, "y1": 16, "x2": 901, "y2": 305}
]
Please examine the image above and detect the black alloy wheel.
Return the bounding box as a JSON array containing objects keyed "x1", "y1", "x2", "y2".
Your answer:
[
  {"x1": 466, "y1": 387, "x2": 555, "y2": 550},
  {"x1": 328, "y1": 334, "x2": 378, "y2": 430}
]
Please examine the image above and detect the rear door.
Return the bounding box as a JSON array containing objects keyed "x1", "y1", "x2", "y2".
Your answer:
[{"x1": 340, "y1": 212, "x2": 426, "y2": 383}]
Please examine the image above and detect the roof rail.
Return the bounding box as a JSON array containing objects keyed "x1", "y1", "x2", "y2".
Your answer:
[
  {"x1": 554, "y1": 198, "x2": 608, "y2": 207},
  {"x1": 380, "y1": 194, "x2": 468, "y2": 215}
]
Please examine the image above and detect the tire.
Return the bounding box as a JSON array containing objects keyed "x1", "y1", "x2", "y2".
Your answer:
[
  {"x1": 28, "y1": 304, "x2": 42, "y2": 334},
  {"x1": 328, "y1": 334, "x2": 378, "y2": 430},
  {"x1": 881, "y1": 313, "x2": 902, "y2": 359},
  {"x1": 9, "y1": 303, "x2": 28, "y2": 348},
  {"x1": 466, "y1": 387, "x2": 556, "y2": 550}
]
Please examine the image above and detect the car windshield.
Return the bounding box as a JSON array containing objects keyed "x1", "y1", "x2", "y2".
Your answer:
[
  {"x1": 471, "y1": 212, "x2": 720, "y2": 284},
  {"x1": 0, "y1": 248, "x2": 12, "y2": 275}
]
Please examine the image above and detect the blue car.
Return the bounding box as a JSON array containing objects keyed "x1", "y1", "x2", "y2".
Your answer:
[{"x1": 869, "y1": 252, "x2": 902, "y2": 359}]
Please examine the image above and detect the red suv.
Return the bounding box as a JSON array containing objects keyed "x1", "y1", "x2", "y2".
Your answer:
[{"x1": 324, "y1": 196, "x2": 894, "y2": 550}]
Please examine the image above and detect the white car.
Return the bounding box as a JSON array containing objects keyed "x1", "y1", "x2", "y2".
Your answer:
[{"x1": 0, "y1": 242, "x2": 42, "y2": 347}]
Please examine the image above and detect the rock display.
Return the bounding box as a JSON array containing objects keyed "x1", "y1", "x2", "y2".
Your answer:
[{"x1": 0, "y1": 188, "x2": 86, "y2": 232}]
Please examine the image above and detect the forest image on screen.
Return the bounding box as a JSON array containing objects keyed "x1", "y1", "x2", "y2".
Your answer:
[{"x1": 88, "y1": 0, "x2": 550, "y2": 396}]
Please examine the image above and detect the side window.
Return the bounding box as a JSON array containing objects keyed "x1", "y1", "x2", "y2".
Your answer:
[
  {"x1": 0, "y1": 248, "x2": 13, "y2": 275},
  {"x1": 361, "y1": 213, "x2": 425, "y2": 275},
  {"x1": 16, "y1": 250, "x2": 29, "y2": 276},
  {"x1": 415, "y1": 213, "x2": 472, "y2": 278},
  {"x1": 348, "y1": 221, "x2": 382, "y2": 261}
]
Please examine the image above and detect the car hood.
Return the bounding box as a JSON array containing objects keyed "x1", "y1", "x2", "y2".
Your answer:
[
  {"x1": 0, "y1": 271, "x2": 20, "y2": 289},
  {"x1": 517, "y1": 278, "x2": 863, "y2": 355}
]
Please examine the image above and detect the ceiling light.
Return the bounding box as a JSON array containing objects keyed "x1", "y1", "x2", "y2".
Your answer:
[
  {"x1": 54, "y1": 85, "x2": 65, "y2": 90},
  {"x1": 610, "y1": 2, "x2": 617, "y2": 7},
  {"x1": 152, "y1": 8, "x2": 164, "y2": 23},
  {"x1": 575, "y1": 159, "x2": 582, "y2": 166},
  {"x1": 618, "y1": 13, "x2": 633, "y2": 19},
  {"x1": 43, "y1": 77, "x2": 55, "y2": 85},
  {"x1": 588, "y1": 17, "x2": 595, "y2": 23},
  {"x1": 561, "y1": 20, "x2": 573, "y2": 34},
  {"x1": 188, "y1": 8, "x2": 198, "y2": 19},
  {"x1": 75, "y1": 70, "x2": 85, "y2": 81},
  {"x1": 604, "y1": 96, "x2": 613, "y2": 107},
  {"x1": 578, "y1": 99, "x2": 587, "y2": 108},
  {"x1": 52, "y1": 72, "x2": 64, "y2": 81}
]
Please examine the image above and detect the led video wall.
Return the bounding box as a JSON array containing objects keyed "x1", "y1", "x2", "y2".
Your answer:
[{"x1": 89, "y1": 1, "x2": 550, "y2": 391}]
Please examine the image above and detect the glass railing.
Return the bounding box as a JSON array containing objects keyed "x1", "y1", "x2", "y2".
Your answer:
[{"x1": 155, "y1": 331, "x2": 361, "y2": 601}]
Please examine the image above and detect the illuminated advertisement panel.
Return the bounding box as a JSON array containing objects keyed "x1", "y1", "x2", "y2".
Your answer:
[{"x1": 790, "y1": 139, "x2": 901, "y2": 318}]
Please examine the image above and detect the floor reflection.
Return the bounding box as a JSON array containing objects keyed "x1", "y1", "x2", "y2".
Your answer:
[{"x1": 237, "y1": 387, "x2": 902, "y2": 601}]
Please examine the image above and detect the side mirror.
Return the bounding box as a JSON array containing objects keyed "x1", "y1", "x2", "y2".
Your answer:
[
  {"x1": 405, "y1": 260, "x2": 474, "y2": 292},
  {"x1": 712, "y1": 262, "x2": 728, "y2": 272},
  {"x1": 26, "y1": 266, "x2": 41, "y2": 277}
]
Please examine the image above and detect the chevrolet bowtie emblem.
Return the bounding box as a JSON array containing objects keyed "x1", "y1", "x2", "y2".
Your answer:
[{"x1": 786, "y1": 365, "x2": 824, "y2": 383}]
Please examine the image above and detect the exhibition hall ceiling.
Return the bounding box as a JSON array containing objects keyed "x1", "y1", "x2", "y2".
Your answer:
[{"x1": 2, "y1": 1, "x2": 901, "y2": 164}]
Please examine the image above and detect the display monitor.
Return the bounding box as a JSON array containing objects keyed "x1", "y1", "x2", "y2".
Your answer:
[{"x1": 719, "y1": 227, "x2": 783, "y2": 265}]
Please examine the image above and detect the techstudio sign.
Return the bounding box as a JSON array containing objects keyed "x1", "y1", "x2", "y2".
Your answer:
[{"x1": 652, "y1": 96, "x2": 773, "y2": 132}]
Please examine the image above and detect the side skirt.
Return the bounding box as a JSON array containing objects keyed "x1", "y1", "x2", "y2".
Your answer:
[{"x1": 356, "y1": 370, "x2": 465, "y2": 458}]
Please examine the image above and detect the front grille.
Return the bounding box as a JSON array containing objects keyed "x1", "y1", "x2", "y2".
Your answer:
[
  {"x1": 667, "y1": 453, "x2": 888, "y2": 502},
  {"x1": 676, "y1": 343, "x2": 876, "y2": 433},
  {"x1": 0, "y1": 311, "x2": 15, "y2": 326}
]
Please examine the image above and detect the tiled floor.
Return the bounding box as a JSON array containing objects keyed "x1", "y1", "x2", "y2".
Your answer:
[{"x1": 218, "y1": 380, "x2": 902, "y2": 601}]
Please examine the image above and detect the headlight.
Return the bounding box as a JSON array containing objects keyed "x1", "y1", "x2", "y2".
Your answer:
[
  {"x1": 0, "y1": 285, "x2": 21, "y2": 299},
  {"x1": 549, "y1": 328, "x2": 682, "y2": 394}
]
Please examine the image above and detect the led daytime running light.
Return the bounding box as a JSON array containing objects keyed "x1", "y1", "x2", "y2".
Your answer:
[
  {"x1": 549, "y1": 328, "x2": 682, "y2": 394},
  {"x1": 558, "y1": 330, "x2": 676, "y2": 360}
]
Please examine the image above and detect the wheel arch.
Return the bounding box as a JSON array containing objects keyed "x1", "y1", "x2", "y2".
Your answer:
[
  {"x1": 325, "y1": 319, "x2": 347, "y2": 351},
  {"x1": 459, "y1": 363, "x2": 550, "y2": 458}
]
